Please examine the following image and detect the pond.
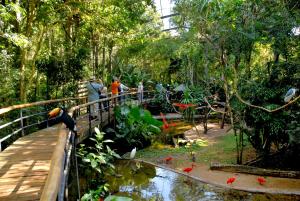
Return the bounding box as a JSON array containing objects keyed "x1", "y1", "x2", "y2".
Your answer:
[{"x1": 104, "y1": 160, "x2": 299, "y2": 201}]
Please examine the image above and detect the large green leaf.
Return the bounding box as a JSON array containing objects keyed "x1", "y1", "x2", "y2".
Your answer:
[{"x1": 104, "y1": 195, "x2": 132, "y2": 201}]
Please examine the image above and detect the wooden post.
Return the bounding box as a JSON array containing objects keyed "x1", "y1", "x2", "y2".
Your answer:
[
  {"x1": 108, "y1": 100, "x2": 111, "y2": 124},
  {"x1": 72, "y1": 132, "x2": 80, "y2": 200},
  {"x1": 20, "y1": 109, "x2": 25, "y2": 136},
  {"x1": 58, "y1": 151, "x2": 66, "y2": 201},
  {"x1": 88, "y1": 105, "x2": 92, "y2": 136},
  {"x1": 221, "y1": 107, "x2": 227, "y2": 129},
  {"x1": 100, "y1": 102, "x2": 103, "y2": 127}
]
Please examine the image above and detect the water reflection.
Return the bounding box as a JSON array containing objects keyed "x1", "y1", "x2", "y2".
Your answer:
[{"x1": 105, "y1": 160, "x2": 299, "y2": 201}]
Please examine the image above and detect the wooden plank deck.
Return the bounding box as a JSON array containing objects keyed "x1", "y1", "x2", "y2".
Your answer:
[
  {"x1": 0, "y1": 126, "x2": 61, "y2": 201},
  {"x1": 76, "y1": 109, "x2": 114, "y2": 143},
  {"x1": 0, "y1": 109, "x2": 113, "y2": 201}
]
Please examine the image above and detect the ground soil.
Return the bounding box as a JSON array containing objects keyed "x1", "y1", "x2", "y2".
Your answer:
[{"x1": 139, "y1": 122, "x2": 300, "y2": 195}]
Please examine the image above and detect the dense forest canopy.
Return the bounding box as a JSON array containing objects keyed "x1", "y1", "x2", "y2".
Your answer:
[
  {"x1": 0, "y1": 0, "x2": 162, "y2": 104},
  {"x1": 0, "y1": 0, "x2": 299, "y2": 167},
  {"x1": 1, "y1": 0, "x2": 298, "y2": 103}
]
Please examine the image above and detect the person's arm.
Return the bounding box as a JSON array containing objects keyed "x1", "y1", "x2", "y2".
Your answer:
[{"x1": 122, "y1": 84, "x2": 129, "y2": 91}]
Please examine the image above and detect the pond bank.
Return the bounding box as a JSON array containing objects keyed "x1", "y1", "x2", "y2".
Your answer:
[
  {"x1": 137, "y1": 122, "x2": 300, "y2": 196},
  {"x1": 137, "y1": 159, "x2": 300, "y2": 195}
]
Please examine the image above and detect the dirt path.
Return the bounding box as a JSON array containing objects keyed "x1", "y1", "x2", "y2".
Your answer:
[{"x1": 140, "y1": 122, "x2": 300, "y2": 195}]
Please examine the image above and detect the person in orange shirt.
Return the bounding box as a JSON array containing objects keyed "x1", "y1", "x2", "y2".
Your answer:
[{"x1": 111, "y1": 78, "x2": 120, "y2": 105}]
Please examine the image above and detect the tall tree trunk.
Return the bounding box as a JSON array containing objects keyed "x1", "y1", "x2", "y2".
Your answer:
[
  {"x1": 18, "y1": 0, "x2": 37, "y2": 101},
  {"x1": 28, "y1": 26, "x2": 45, "y2": 93},
  {"x1": 102, "y1": 46, "x2": 106, "y2": 70},
  {"x1": 188, "y1": 57, "x2": 194, "y2": 86},
  {"x1": 107, "y1": 40, "x2": 114, "y2": 74},
  {"x1": 220, "y1": 44, "x2": 242, "y2": 164},
  {"x1": 46, "y1": 76, "x2": 50, "y2": 100},
  {"x1": 19, "y1": 50, "x2": 27, "y2": 101},
  {"x1": 92, "y1": 35, "x2": 96, "y2": 76},
  {"x1": 245, "y1": 43, "x2": 253, "y2": 78},
  {"x1": 33, "y1": 70, "x2": 39, "y2": 101},
  {"x1": 274, "y1": 52, "x2": 279, "y2": 63},
  {"x1": 95, "y1": 44, "x2": 99, "y2": 75}
]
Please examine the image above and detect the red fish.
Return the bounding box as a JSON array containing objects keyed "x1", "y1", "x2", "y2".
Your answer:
[
  {"x1": 257, "y1": 177, "x2": 266, "y2": 185},
  {"x1": 226, "y1": 177, "x2": 236, "y2": 185},
  {"x1": 164, "y1": 156, "x2": 173, "y2": 163}
]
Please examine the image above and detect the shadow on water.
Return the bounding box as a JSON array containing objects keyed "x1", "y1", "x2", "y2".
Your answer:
[{"x1": 104, "y1": 160, "x2": 299, "y2": 201}]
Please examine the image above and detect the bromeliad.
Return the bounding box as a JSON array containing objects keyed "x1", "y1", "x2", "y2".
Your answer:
[
  {"x1": 160, "y1": 112, "x2": 177, "y2": 130},
  {"x1": 173, "y1": 103, "x2": 197, "y2": 110}
]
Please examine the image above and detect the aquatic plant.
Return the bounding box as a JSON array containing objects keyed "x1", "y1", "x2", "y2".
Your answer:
[
  {"x1": 110, "y1": 104, "x2": 162, "y2": 150},
  {"x1": 78, "y1": 127, "x2": 120, "y2": 174}
]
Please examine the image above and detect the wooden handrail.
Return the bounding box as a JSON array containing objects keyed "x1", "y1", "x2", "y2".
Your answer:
[
  {"x1": 0, "y1": 97, "x2": 87, "y2": 115},
  {"x1": 40, "y1": 124, "x2": 69, "y2": 201},
  {"x1": 68, "y1": 91, "x2": 140, "y2": 116},
  {"x1": 41, "y1": 90, "x2": 152, "y2": 200}
]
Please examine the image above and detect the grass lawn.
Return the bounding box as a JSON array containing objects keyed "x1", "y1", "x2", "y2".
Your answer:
[{"x1": 136, "y1": 131, "x2": 256, "y2": 165}]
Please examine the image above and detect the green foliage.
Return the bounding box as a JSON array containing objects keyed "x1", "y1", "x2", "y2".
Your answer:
[
  {"x1": 234, "y1": 62, "x2": 300, "y2": 155},
  {"x1": 112, "y1": 64, "x2": 150, "y2": 87},
  {"x1": 79, "y1": 127, "x2": 121, "y2": 200},
  {"x1": 105, "y1": 196, "x2": 132, "y2": 201},
  {"x1": 149, "y1": 88, "x2": 174, "y2": 113},
  {"x1": 138, "y1": 132, "x2": 248, "y2": 165},
  {"x1": 78, "y1": 127, "x2": 120, "y2": 174},
  {"x1": 172, "y1": 0, "x2": 300, "y2": 161},
  {"x1": 0, "y1": 50, "x2": 18, "y2": 105},
  {"x1": 0, "y1": 0, "x2": 159, "y2": 103},
  {"x1": 287, "y1": 111, "x2": 300, "y2": 146},
  {"x1": 81, "y1": 183, "x2": 109, "y2": 201},
  {"x1": 111, "y1": 103, "x2": 162, "y2": 150}
]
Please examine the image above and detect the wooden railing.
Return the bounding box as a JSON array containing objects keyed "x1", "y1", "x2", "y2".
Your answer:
[
  {"x1": 41, "y1": 90, "x2": 154, "y2": 201},
  {"x1": 40, "y1": 124, "x2": 69, "y2": 201},
  {"x1": 0, "y1": 97, "x2": 87, "y2": 151}
]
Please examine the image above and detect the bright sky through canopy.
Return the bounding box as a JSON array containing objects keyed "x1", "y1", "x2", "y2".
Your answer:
[{"x1": 154, "y1": 0, "x2": 175, "y2": 31}]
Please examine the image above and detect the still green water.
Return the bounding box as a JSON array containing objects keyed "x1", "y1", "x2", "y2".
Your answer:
[{"x1": 104, "y1": 160, "x2": 299, "y2": 201}]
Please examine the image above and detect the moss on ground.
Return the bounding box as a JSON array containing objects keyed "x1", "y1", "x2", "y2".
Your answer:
[{"x1": 136, "y1": 132, "x2": 256, "y2": 165}]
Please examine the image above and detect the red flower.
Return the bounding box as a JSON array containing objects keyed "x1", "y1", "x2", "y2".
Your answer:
[
  {"x1": 173, "y1": 103, "x2": 197, "y2": 110},
  {"x1": 160, "y1": 113, "x2": 176, "y2": 131},
  {"x1": 257, "y1": 177, "x2": 266, "y2": 185},
  {"x1": 226, "y1": 177, "x2": 236, "y2": 185},
  {"x1": 98, "y1": 198, "x2": 104, "y2": 201}
]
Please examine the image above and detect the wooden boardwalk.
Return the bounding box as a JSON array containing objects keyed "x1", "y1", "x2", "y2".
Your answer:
[
  {"x1": 0, "y1": 110, "x2": 112, "y2": 201},
  {"x1": 0, "y1": 125, "x2": 63, "y2": 201}
]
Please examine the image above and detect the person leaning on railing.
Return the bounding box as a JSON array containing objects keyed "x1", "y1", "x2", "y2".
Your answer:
[
  {"x1": 138, "y1": 81, "x2": 144, "y2": 103},
  {"x1": 99, "y1": 86, "x2": 109, "y2": 111},
  {"x1": 86, "y1": 77, "x2": 103, "y2": 119},
  {"x1": 119, "y1": 81, "x2": 129, "y2": 103},
  {"x1": 111, "y1": 78, "x2": 120, "y2": 106}
]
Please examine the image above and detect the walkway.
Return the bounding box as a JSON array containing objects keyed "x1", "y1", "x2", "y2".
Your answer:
[
  {"x1": 138, "y1": 122, "x2": 300, "y2": 196},
  {"x1": 0, "y1": 125, "x2": 64, "y2": 200},
  {"x1": 0, "y1": 91, "x2": 148, "y2": 200},
  {"x1": 0, "y1": 111, "x2": 112, "y2": 200}
]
